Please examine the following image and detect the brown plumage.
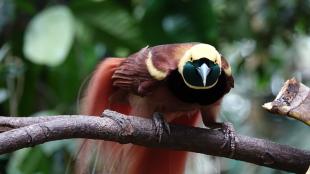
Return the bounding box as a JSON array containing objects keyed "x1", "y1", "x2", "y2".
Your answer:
[{"x1": 78, "y1": 43, "x2": 234, "y2": 174}]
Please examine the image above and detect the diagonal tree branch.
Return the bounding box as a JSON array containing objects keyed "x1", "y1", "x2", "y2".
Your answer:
[{"x1": 0, "y1": 110, "x2": 309, "y2": 173}]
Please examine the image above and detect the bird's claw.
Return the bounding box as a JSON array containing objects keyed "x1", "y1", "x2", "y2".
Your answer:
[
  {"x1": 152, "y1": 112, "x2": 170, "y2": 142},
  {"x1": 208, "y1": 122, "x2": 237, "y2": 158}
]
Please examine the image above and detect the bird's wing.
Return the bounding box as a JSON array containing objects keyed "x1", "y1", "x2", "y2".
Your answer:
[{"x1": 221, "y1": 56, "x2": 234, "y2": 91}]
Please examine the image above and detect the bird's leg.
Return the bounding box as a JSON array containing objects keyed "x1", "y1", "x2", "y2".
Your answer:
[
  {"x1": 201, "y1": 101, "x2": 236, "y2": 157},
  {"x1": 152, "y1": 112, "x2": 171, "y2": 142},
  {"x1": 206, "y1": 122, "x2": 237, "y2": 157}
]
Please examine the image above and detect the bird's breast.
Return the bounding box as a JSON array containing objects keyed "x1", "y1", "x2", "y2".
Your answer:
[
  {"x1": 128, "y1": 86, "x2": 200, "y2": 121},
  {"x1": 167, "y1": 69, "x2": 228, "y2": 105}
]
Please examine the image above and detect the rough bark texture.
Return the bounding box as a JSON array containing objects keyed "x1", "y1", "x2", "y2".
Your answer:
[{"x1": 0, "y1": 110, "x2": 309, "y2": 173}]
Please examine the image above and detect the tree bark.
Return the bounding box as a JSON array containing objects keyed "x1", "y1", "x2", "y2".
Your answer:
[{"x1": 0, "y1": 110, "x2": 309, "y2": 173}]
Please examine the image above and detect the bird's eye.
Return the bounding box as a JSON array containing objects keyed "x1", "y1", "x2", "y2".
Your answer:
[{"x1": 190, "y1": 57, "x2": 193, "y2": 61}]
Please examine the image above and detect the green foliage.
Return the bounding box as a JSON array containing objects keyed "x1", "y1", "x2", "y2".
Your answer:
[
  {"x1": 0, "y1": 0, "x2": 310, "y2": 173},
  {"x1": 6, "y1": 140, "x2": 75, "y2": 174},
  {"x1": 23, "y1": 5, "x2": 74, "y2": 66}
]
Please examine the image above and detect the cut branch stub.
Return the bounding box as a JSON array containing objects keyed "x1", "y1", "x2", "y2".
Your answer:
[{"x1": 263, "y1": 78, "x2": 310, "y2": 126}]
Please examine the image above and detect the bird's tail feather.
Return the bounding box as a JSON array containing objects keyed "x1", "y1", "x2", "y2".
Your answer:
[{"x1": 75, "y1": 58, "x2": 131, "y2": 173}]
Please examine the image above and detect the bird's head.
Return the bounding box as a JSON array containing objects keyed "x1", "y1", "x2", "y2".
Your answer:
[{"x1": 178, "y1": 44, "x2": 222, "y2": 89}]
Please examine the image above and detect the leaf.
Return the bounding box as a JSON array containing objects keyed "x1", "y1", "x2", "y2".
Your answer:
[
  {"x1": 40, "y1": 140, "x2": 74, "y2": 156},
  {"x1": 30, "y1": 110, "x2": 59, "y2": 117},
  {"x1": 0, "y1": 88, "x2": 8, "y2": 103},
  {"x1": 6, "y1": 148, "x2": 30, "y2": 174},
  {"x1": 263, "y1": 78, "x2": 310, "y2": 126},
  {"x1": 7, "y1": 147, "x2": 51, "y2": 174},
  {"x1": 0, "y1": 43, "x2": 10, "y2": 62},
  {"x1": 72, "y1": 1, "x2": 144, "y2": 50},
  {"x1": 23, "y1": 5, "x2": 74, "y2": 66}
]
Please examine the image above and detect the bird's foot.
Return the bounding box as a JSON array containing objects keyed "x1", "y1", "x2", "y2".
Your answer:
[
  {"x1": 208, "y1": 122, "x2": 237, "y2": 158},
  {"x1": 152, "y1": 112, "x2": 170, "y2": 142}
]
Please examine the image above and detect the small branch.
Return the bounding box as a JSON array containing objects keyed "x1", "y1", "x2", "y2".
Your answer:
[
  {"x1": 0, "y1": 115, "x2": 67, "y2": 132},
  {"x1": 0, "y1": 110, "x2": 309, "y2": 173},
  {"x1": 263, "y1": 78, "x2": 310, "y2": 126}
]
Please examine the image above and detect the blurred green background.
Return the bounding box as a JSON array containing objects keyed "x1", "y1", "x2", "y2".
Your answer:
[{"x1": 0, "y1": 0, "x2": 309, "y2": 173}]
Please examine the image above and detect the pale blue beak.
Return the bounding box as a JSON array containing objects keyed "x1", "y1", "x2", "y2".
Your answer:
[{"x1": 196, "y1": 63, "x2": 210, "y2": 86}]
